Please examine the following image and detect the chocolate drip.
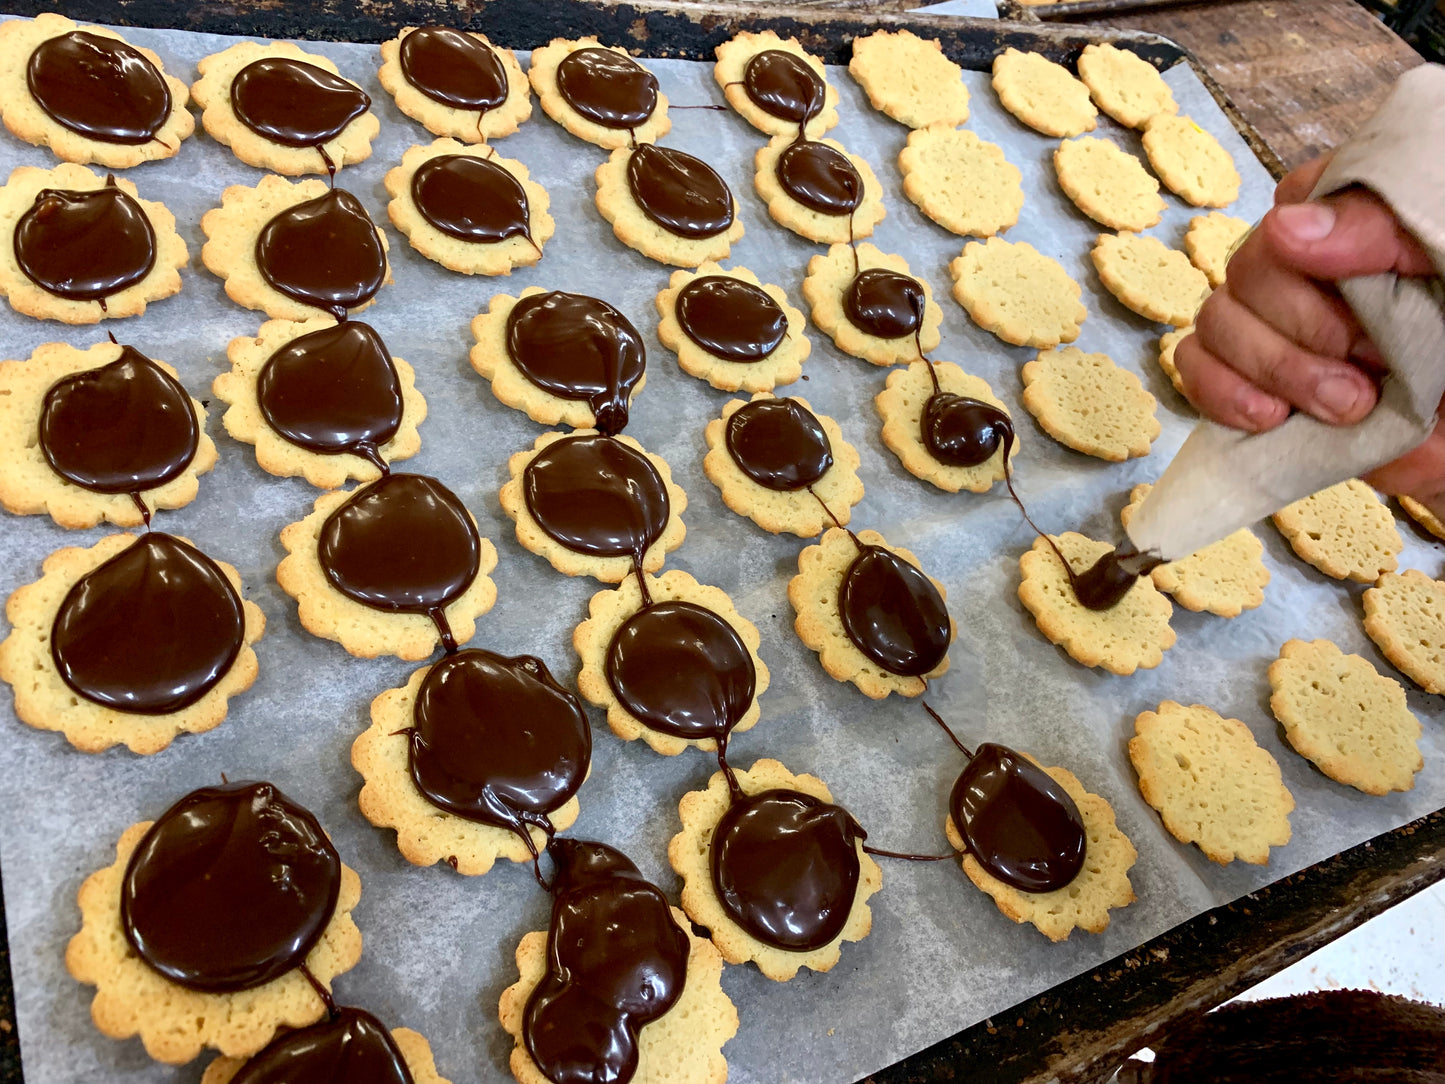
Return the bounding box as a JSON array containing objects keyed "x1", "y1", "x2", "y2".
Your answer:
[
  {"x1": 625, "y1": 144, "x2": 734, "y2": 239},
  {"x1": 120, "y1": 781, "x2": 342, "y2": 993},
  {"x1": 524, "y1": 839, "x2": 688, "y2": 1084},
  {"x1": 674, "y1": 276, "x2": 787, "y2": 362},
  {"x1": 255, "y1": 188, "x2": 387, "y2": 321},
  {"x1": 522, "y1": 434, "x2": 669, "y2": 560},
  {"x1": 838, "y1": 544, "x2": 950, "y2": 678},
  {"x1": 27, "y1": 31, "x2": 170, "y2": 143},
  {"x1": 231, "y1": 1006, "x2": 414, "y2": 1084},
  {"x1": 410, "y1": 154, "x2": 531, "y2": 243},
  {"x1": 843, "y1": 268, "x2": 924, "y2": 339},
  {"x1": 724, "y1": 398, "x2": 832, "y2": 492},
  {"x1": 555, "y1": 48, "x2": 658, "y2": 129},
  {"x1": 230, "y1": 58, "x2": 370, "y2": 148},
  {"x1": 51, "y1": 533, "x2": 245, "y2": 714},
  {"x1": 14, "y1": 175, "x2": 155, "y2": 302},
  {"x1": 775, "y1": 141, "x2": 861, "y2": 215},
  {"x1": 742, "y1": 49, "x2": 825, "y2": 124},
  {"x1": 922, "y1": 394, "x2": 1012, "y2": 469},
  {"x1": 1066, "y1": 549, "x2": 1161, "y2": 611},
  {"x1": 397, "y1": 27, "x2": 507, "y2": 111}
]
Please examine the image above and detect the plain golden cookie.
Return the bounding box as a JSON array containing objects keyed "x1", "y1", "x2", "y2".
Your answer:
[
  {"x1": 1185, "y1": 212, "x2": 1249, "y2": 287},
  {"x1": 876, "y1": 361, "x2": 1018, "y2": 493},
  {"x1": 1022, "y1": 345, "x2": 1160, "y2": 461},
  {"x1": 1093, "y1": 231, "x2": 1209, "y2": 327},
  {"x1": 898, "y1": 125, "x2": 1024, "y2": 238},
  {"x1": 1142, "y1": 113, "x2": 1241, "y2": 208},
  {"x1": 594, "y1": 146, "x2": 744, "y2": 267},
  {"x1": 528, "y1": 37, "x2": 671, "y2": 150},
  {"x1": 1076, "y1": 43, "x2": 1178, "y2": 129},
  {"x1": 1053, "y1": 136, "x2": 1165, "y2": 231},
  {"x1": 203, "y1": 1027, "x2": 451, "y2": 1084},
  {"x1": 849, "y1": 29, "x2": 970, "y2": 129},
  {"x1": 950, "y1": 238, "x2": 1086, "y2": 348},
  {"x1": 378, "y1": 27, "x2": 531, "y2": 142},
  {"x1": 753, "y1": 133, "x2": 886, "y2": 244},
  {"x1": 991, "y1": 48, "x2": 1096, "y2": 137},
  {"x1": 1271, "y1": 479, "x2": 1402, "y2": 583},
  {"x1": 713, "y1": 30, "x2": 838, "y2": 138},
  {"x1": 1363, "y1": 569, "x2": 1445, "y2": 694},
  {"x1": 801, "y1": 242, "x2": 943, "y2": 366},
  {"x1": 1399, "y1": 495, "x2": 1445, "y2": 541},
  {"x1": 1156, "y1": 327, "x2": 1191, "y2": 397}
]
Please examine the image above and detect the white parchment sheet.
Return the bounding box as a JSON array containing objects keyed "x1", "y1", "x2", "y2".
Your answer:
[{"x1": 0, "y1": 19, "x2": 1440, "y2": 1084}]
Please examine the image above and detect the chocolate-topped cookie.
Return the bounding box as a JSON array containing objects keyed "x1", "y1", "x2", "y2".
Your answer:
[
  {"x1": 875, "y1": 360, "x2": 1018, "y2": 494},
  {"x1": 802, "y1": 242, "x2": 943, "y2": 367},
  {"x1": 595, "y1": 143, "x2": 745, "y2": 267},
  {"x1": 754, "y1": 133, "x2": 885, "y2": 245},
  {"x1": 528, "y1": 38, "x2": 670, "y2": 150},
  {"x1": 379, "y1": 26, "x2": 531, "y2": 143},
  {"x1": 713, "y1": 30, "x2": 839, "y2": 139},
  {"x1": 201, "y1": 1010, "x2": 453, "y2": 1084}
]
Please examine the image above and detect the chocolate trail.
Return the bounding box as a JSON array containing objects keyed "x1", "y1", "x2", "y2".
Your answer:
[
  {"x1": 27, "y1": 31, "x2": 170, "y2": 144},
  {"x1": 555, "y1": 47, "x2": 658, "y2": 129},
  {"x1": 674, "y1": 276, "x2": 787, "y2": 361},
  {"x1": 14, "y1": 175, "x2": 156, "y2": 304}
]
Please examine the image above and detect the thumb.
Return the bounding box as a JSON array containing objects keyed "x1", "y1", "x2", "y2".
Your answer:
[{"x1": 1262, "y1": 189, "x2": 1435, "y2": 280}]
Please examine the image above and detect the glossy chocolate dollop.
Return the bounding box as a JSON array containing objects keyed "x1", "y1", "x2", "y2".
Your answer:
[
  {"x1": 922, "y1": 394, "x2": 1012, "y2": 469},
  {"x1": 522, "y1": 434, "x2": 669, "y2": 560},
  {"x1": 555, "y1": 47, "x2": 658, "y2": 129},
  {"x1": 255, "y1": 188, "x2": 386, "y2": 321},
  {"x1": 14, "y1": 177, "x2": 155, "y2": 302},
  {"x1": 232, "y1": 1007, "x2": 414, "y2": 1084},
  {"x1": 625, "y1": 144, "x2": 733, "y2": 239},
  {"x1": 742, "y1": 49, "x2": 825, "y2": 125},
  {"x1": 674, "y1": 276, "x2": 787, "y2": 362},
  {"x1": 711, "y1": 788, "x2": 865, "y2": 952},
  {"x1": 51, "y1": 533, "x2": 245, "y2": 714},
  {"x1": 838, "y1": 545, "x2": 950, "y2": 678},
  {"x1": 1068, "y1": 549, "x2": 1159, "y2": 611},
  {"x1": 775, "y1": 141, "x2": 861, "y2": 216},
  {"x1": 524, "y1": 839, "x2": 688, "y2": 1084},
  {"x1": 843, "y1": 268, "x2": 924, "y2": 339},
  {"x1": 949, "y1": 743, "x2": 1086, "y2": 893},
  {"x1": 39, "y1": 345, "x2": 198, "y2": 493},
  {"x1": 231, "y1": 58, "x2": 370, "y2": 147},
  {"x1": 398, "y1": 26, "x2": 508, "y2": 111},
  {"x1": 27, "y1": 31, "x2": 170, "y2": 143},
  {"x1": 724, "y1": 398, "x2": 832, "y2": 492},
  {"x1": 411, "y1": 154, "x2": 530, "y2": 243},
  {"x1": 121, "y1": 781, "x2": 342, "y2": 993}
]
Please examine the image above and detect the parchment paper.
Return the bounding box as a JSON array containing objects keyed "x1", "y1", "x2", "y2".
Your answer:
[{"x1": 0, "y1": 21, "x2": 1440, "y2": 1084}]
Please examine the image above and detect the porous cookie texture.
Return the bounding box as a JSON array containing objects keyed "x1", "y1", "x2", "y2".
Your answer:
[
  {"x1": 595, "y1": 146, "x2": 744, "y2": 268},
  {"x1": 898, "y1": 126, "x2": 1023, "y2": 238},
  {"x1": 191, "y1": 41, "x2": 380, "y2": 176},
  {"x1": 1185, "y1": 212, "x2": 1249, "y2": 287},
  {"x1": 991, "y1": 48, "x2": 1096, "y2": 137},
  {"x1": 1399, "y1": 495, "x2": 1445, "y2": 541},
  {"x1": 0, "y1": 163, "x2": 187, "y2": 324},
  {"x1": 1076, "y1": 42, "x2": 1177, "y2": 129},
  {"x1": 378, "y1": 27, "x2": 531, "y2": 142},
  {"x1": 1018, "y1": 532, "x2": 1175, "y2": 675},
  {"x1": 353, "y1": 664, "x2": 583, "y2": 872},
  {"x1": 1363, "y1": 570, "x2": 1445, "y2": 694},
  {"x1": 66, "y1": 822, "x2": 362, "y2": 1064},
  {"x1": 944, "y1": 758, "x2": 1136, "y2": 942},
  {"x1": 499, "y1": 430, "x2": 688, "y2": 584},
  {"x1": 574, "y1": 569, "x2": 770, "y2": 754},
  {"x1": 655, "y1": 263, "x2": 810, "y2": 392},
  {"x1": 215, "y1": 317, "x2": 426, "y2": 490},
  {"x1": 1157, "y1": 327, "x2": 1191, "y2": 397},
  {"x1": 201, "y1": 174, "x2": 392, "y2": 321},
  {"x1": 950, "y1": 238, "x2": 1086, "y2": 348},
  {"x1": 0, "y1": 13, "x2": 195, "y2": 167},
  {"x1": 386, "y1": 139, "x2": 553, "y2": 275},
  {"x1": 529, "y1": 37, "x2": 671, "y2": 150},
  {"x1": 788, "y1": 527, "x2": 953, "y2": 699},
  {"x1": 1121, "y1": 484, "x2": 1268, "y2": 617},
  {"x1": 0, "y1": 535, "x2": 263, "y2": 754},
  {"x1": 203, "y1": 1027, "x2": 450, "y2": 1084},
  {"x1": 753, "y1": 134, "x2": 886, "y2": 244},
  {"x1": 1271, "y1": 479, "x2": 1402, "y2": 583},
  {"x1": 0, "y1": 341, "x2": 216, "y2": 528},
  {"x1": 703, "y1": 393, "x2": 864, "y2": 536},
  {"x1": 1130, "y1": 700, "x2": 1294, "y2": 865},
  {"x1": 669, "y1": 759, "x2": 882, "y2": 980},
  {"x1": 1269, "y1": 639, "x2": 1423, "y2": 796},
  {"x1": 276, "y1": 490, "x2": 498, "y2": 661},
  {"x1": 849, "y1": 29, "x2": 970, "y2": 129},
  {"x1": 802, "y1": 242, "x2": 943, "y2": 366},
  {"x1": 1021, "y1": 346, "x2": 1160, "y2": 462},
  {"x1": 713, "y1": 30, "x2": 838, "y2": 138},
  {"x1": 1053, "y1": 136, "x2": 1165, "y2": 231},
  {"x1": 1093, "y1": 231, "x2": 1210, "y2": 327},
  {"x1": 1142, "y1": 113, "x2": 1241, "y2": 208},
  {"x1": 876, "y1": 361, "x2": 1018, "y2": 493}
]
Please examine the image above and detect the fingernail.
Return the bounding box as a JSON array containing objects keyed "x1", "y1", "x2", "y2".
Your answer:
[
  {"x1": 1316, "y1": 376, "x2": 1362, "y2": 419},
  {"x1": 1276, "y1": 203, "x2": 1336, "y2": 242},
  {"x1": 1238, "y1": 391, "x2": 1278, "y2": 427}
]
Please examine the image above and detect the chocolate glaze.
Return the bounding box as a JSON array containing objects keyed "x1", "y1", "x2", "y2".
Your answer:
[
  {"x1": 231, "y1": 1006, "x2": 414, "y2": 1084},
  {"x1": 14, "y1": 175, "x2": 155, "y2": 302},
  {"x1": 120, "y1": 781, "x2": 342, "y2": 993},
  {"x1": 27, "y1": 31, "x2": 170, "y2": 144},
  {"x1": 255, "y1": 188, "x2": 387, "y2": 321},
  {"x1": 674, "y1": 276, "x2": 787, "y2": 362},
  {"x1": 838, "y1": 543, "x2": 950, "y2": 678},
  {"x1": 843, "y1": 268, "x2": 924, "y2": 339},
  {"x1": 775, "y1": 140, "x2": 861, "y2": 216},
  {"x1": 625, "y1": 143, "x2": 734, "y2": 239},
  {"x1": 523, "y1": 434, "x2": 669, "y2": 561},
  {"x1": 742, "y1": 49, "x2": 825, "y2": 125},
  {"x1": 922, "y1": 394, "x2": 1012, "y2": 469},
  {"x1": 724, "y1": 398, "x2": 832, "y2": 492},
  {"x1": 397, "y1": 26, "x2": 507, "y2": 111},
  {"x1": 555, "y1": 47, "x2": 658, "y2": 129},
  {"x1": 230, "y1": 58, "x2": 370, "y2": 148},
  {"x1": 505, "y1": 291, "x2": 645, "y2": 436},
  {"x1": 524, "y1": 839, "x2": 688, "y2": 1084},
  {"x1": 51, "y1": 533, "x2": 245, "y2": 714},
  {"x1": 410, "y1": 154, "x2": 531, "y2": 244}
]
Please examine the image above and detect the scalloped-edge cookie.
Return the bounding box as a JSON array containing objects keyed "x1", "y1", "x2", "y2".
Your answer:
[
  {"x1": 1022, "y1": 346, "x2": 1160, "y2": 461},
  {"x1": 203, "y1": 1024, "x2": 450, "y2": 1084},
  {"x1": 875, "y1": 361, "x2": 1018, "y2": 493},
  {"x1": 850, "y1": 29, "x2": 969, "y2": 129},
  {"x1": 1363, "y1": 569, "x2": 1445, "y2": 694},
  {"x1": 1054, "y1": 136, "x2": 1164, "y2": 231},
  {"x1": 1093, "y1": 231, "x2": 1209, "y2": 327},
  {"x1": 1185, "y1": 212, "x2": 1249, "y2": 287},
  {"x1": 753, "y1": 133, "x2": 886, "y2": 244},
  {"x1": 595, "y1": 145, "x2": 744, "y2": 268},
  {"x1": 898, "y1": 126, "x2": 1023, "y2": 238},
  {"x1": 1157, "y1": 327, "x2": 1191, "y2": 397},
  {"x1": 1142, "y1": 113, "x2": 1241, "y2": 208},
  {"x1": 1271, "y1": 479, "x2": 1402, "y2": 583},
  {"x1": 1399, "y1": 495, "x2": 1445, "y2": 541},
  {"x1": 378, "y1": 26, "x2": 531, "y2": 142},
  {"x1": 713, "y1": 30, "x2": 839, "y2": 139},
  {"x1": 991, "y1": 48, "x2": 1095, "y2": 137},
  {"x1": 950, "y1": 238, "x2": 1086, "y2": 348},
  {"x1": 528, "y1": 37, "x2": 671, "y2": 150},
  {"x1": 1076, "y1": 42, "x2": 1177, "y2": 129},
  {"x1": 801, "y1": 242, "x2": 943, "y2": 366}
]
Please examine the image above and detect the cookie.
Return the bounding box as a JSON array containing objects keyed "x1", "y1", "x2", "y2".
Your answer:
[
  {"x1": 594, "y1": 144, "x2": 745, "y2": 267},
  {"x1": 703, "y1": 393, "x2": 864, "y2": 536},
  {"x1": 1130, "y1": 700, "x2": 1294, "y2": 865},
  {"x1": 991, "y1": 48, "x2": 1096, "y2": 137},
  {"x1": 753, "y1": 133, "x2": 886, "y2": 244},
  {"x1": 1184, "y1": 212, "x2": 1250, "y2": 287},
  {"x1": 528, "y1": 37, "x2": 671, "y2": 150},
  {"x1": 1399, "y1": 495, "x2": 1445, "y2": 541},
  {"x1": 1157, "y1": 327, "x2": 1191, "y2": 396},
  {"x1": 1076, "y1": 43, "x2": 1178, "y2": 129},
  {"x1": 0, "y1": 13, "x2": 195, "y2": 167},
  {"x1": 191, "y1": 41, "x2": 380, "y2": 176},
  {"x1": 1093, "y1": 231, "x2": 1210, "y2": 327},
  {"x1": 1054, "y1": 136, "x2": 1165, "y2": 231},
  {"x1": 1121, "y1": 483, "x2": 1269, "y2": 616},
  {"x1": 0, "y1": 533, "x2": 264, "y2": 754},
  {"x1": 1269, "y1": 639, "x2": 1423, "y2": 795},
  {"x1": 378, "y1": 26, "x2": 531, "y2": 142},
  {"x1": 668, "y1": 758, "x2": 883, "y2": 980},
  {"x1": 574, "y1": 568, "x2": 770, "y2": 755},
  {"x1": 875, "y1": 360, "x2": 1018, "y2": 493},
  {"x1": 713, "y1": 30, "x2": 839, "y2": 139},
  {"x1": 1022, "y1": 346, "x2": 1160, "y2": 461},
  {"x1": 655, "y1": 263, "x2": 811, "y2": 392},
  {"x1": 789, "y1": 527, "x2": 953, "y2": 699},
  {"x1": 0, "y1": 163, "x2": 187, "y2": 324},
  {"x1": 1017, "y1": 532, "x2": 1176, "y2": 675},
  {"x1": 849, "y1": 29, "x2": 970, "y2": 129},
  {"x1": 1142, "y1": 113, "x2": 1241, "y2": 208},
  {"x1": 1271, "y1": 479, "x2": 1402, "y2": 583},
  {"x1": 385, "y1": 139, "x2": 552, "y2": 275},
  {"x1": 898, "y1": 126, "x2": 1024, "y2": 238},
  {"x1": 203, "y1": 1025, "x2": 450, "y2": 1084},
  {"x1": 950, "y1": 238, "x2": 1086, "y2": 348},
  {"x1": 801, "y1": 242, "x2": 943, "y2": 367},
  {"x1": 0, "y1": 340, "x2": 216, "y2": 528},
  {"x1": 1363, "y1": 569, "x2": 1445, "y2": 694}
]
